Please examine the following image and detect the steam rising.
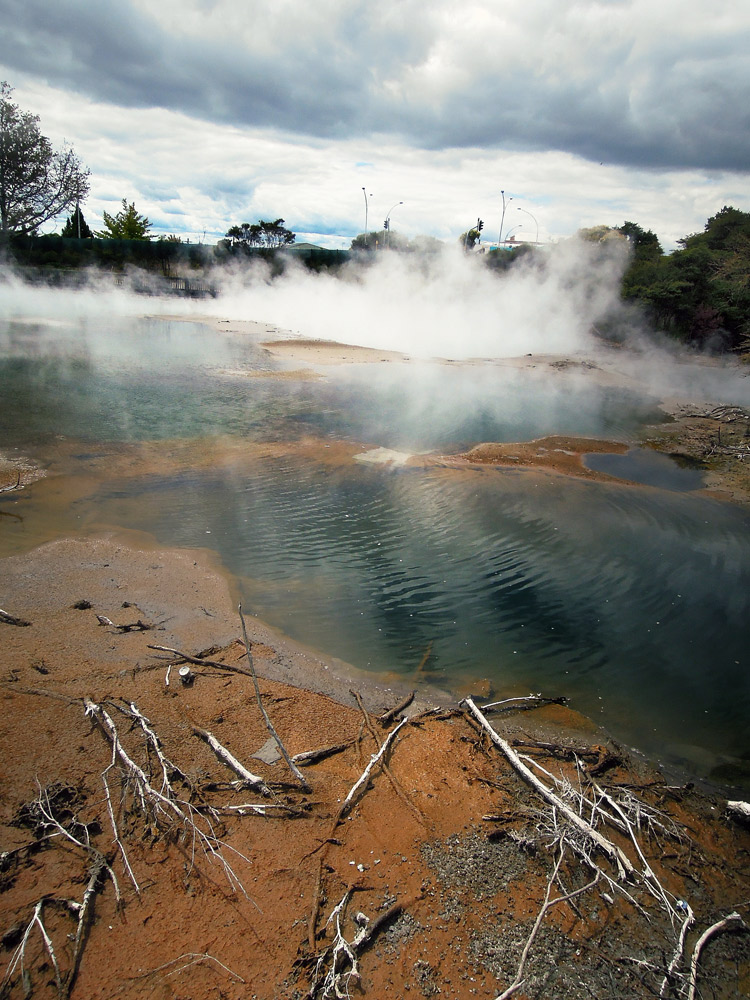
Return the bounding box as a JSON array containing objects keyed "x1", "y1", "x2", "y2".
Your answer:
[
  {"x1": 203, "y1": 238, "x2": 631, "y2": 359},
  {"x1": 1, "y1": 239, "x2": 748, "y2": 411}
]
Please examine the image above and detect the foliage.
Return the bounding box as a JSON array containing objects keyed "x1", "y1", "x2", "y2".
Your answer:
[
  {"x1": 459, "y1": 228, "x2": 482, "y2": 251},
  {"x1": 61, "y1": 206, "x2": 93, "y2": 238},
  {"x1": 619, "y1": 207, "x2": 750, "y2": 351},
  {"x1": 225, "y1": 218, "x2": 295, "y2": 249},
  {"x1": 96, "y1": 199, "x2": 152, "y2": 240},
  {"x1": 0, "y1": 82, "x2": 90, "y2": 236},
  {"x1": 350, "y1": 230, "x2": 430, "y2": 252},
  {"x1": 577, "y1": 225, "x2": 627, "y2": 244}
]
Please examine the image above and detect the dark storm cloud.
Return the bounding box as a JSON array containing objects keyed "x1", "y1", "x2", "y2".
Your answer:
[{"x1": 1, "y1": 0, "x2": 748, "y2": 172}]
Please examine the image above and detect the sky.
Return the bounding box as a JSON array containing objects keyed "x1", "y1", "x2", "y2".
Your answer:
[{"x1": 0, "y1": 0, "x2": 748, "y2": 251}]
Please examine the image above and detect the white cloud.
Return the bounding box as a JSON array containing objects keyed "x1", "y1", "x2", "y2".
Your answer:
[{"x1": 0, "y1": 0, "x2": 748, "y2": 249}]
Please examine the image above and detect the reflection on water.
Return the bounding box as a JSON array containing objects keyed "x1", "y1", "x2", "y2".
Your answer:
[
  {"x1": 2, "y1": 316, "x2": 749, "y2": 789},
  {"x1": 0, "y1": 317, "x2": 664, "y2": 449},
  {"x1": 79, "y1": 457, "x2": 750, "y2": 787},
  {"x1": 585, "y1": 447, "x2": 705, "y2": 491}
]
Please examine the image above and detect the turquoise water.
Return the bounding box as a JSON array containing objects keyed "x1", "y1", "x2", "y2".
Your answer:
[{"x1": 2, "y1": 316, "x2": 749, "y2": 789}]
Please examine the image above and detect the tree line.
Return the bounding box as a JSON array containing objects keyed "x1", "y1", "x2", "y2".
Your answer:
[{"x1": 1, "y1": 81, "x2": 747, "y2": 354}]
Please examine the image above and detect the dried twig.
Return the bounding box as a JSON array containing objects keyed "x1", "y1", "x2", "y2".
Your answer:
[
  {"x1": 463, "y1": 698, "x2": 634, "y2": 880},
  {"x1": 1, "y1": 900, "x2": 63, "y2": 998},
  {"x1": 659, "y1": 902, "x2": 694, "y2": 998},
  {"x1": 193, "y1": 726, "x2": 272, "y2": 797},
  {"x1": 495, "y1": 845, "x2": 599, "y2": 1000},
  {"x1": 84, "y1": 698, "x2": 252, "y2": 897},
  {"x1": 293, "y1": 740, "x2": 356, "y2": 767},
  {"x1": 102, "y1": 742, "x2": 140, "y2": 895},
  {"x1": 0, "y1": 607, "x2": 31, "y2": 627},
  {"x1": 129, "y1": 951, "x2": 246, "y2": 983},
  {"x1": 378, "y1": 691, "x2": 415, "y2": 726},
  {"x1": 686, "y1": 911, "x2": 747, "y2": 1000},
  {"x1": 238, "y1": 604, "x2": 310, "y2": 791},
  {"x1": 340, "y1": 717, "x2": 408, "y2": 818}
]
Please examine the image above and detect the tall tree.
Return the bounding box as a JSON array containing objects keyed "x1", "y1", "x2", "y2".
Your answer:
[
  {"x1": 0, "y1": 82, "x2": 90, "y2": 236},
  {"x1": 61, "y1": 205, "x2": 93, "y2": 238},
  {"x1": 97, "y1": 199, "x2": 152, "y2": 240},
  {"x1": 225, "y1": 218, "x2": 295, "y2": 249}
]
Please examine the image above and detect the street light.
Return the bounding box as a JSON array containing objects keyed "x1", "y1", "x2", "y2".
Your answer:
[
  {"x1": 384, "y1": 201, "x2": 403, "y2": 249},
  {"x1": 504, "y1": 224, "x2": 522, "y2": 242},
  {"x1": 498, "y1": 190, "x2": 513, "y2": 246},
  {"x1": 517, "y1": 207, "x2": 539, "y2": 245},
  {"x1": 362, "y1": 188, "x2": 373, "y2": 247}
]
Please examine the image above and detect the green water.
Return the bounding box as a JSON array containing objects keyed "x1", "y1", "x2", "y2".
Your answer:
[{"x1": 2, "y1": 315, "x2": 749, "y2": 791}]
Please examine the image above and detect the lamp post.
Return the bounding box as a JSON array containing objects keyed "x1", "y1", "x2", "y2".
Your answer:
[
  {"x1": 498, "y1": 190, "x2": 513, "y2": 245},
  {"x1": 384, "y1": 201, "x2": 403, "y2": 249},
  {"x1": 362, "y1": 188, "x2": 373, "y2": 247},
  {"x1": 504, "y1": 224, "x2": 522, "y2": 242},
  {"x1": 517, "y1": 207, "x2": 539, "y2": 245}
]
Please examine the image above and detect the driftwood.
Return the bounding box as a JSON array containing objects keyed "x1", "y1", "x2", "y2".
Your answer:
[
  {"x1": 686, "y1": 911, "x2": 747, "y2": 1000},
  {"x1": 193, "y1": 726, "x2": 272, "y2": 797},
  {"x1": 378, "y1": 690, "x2": 415, "y2": 726},
  {"x1": 726, "y1": 799, "x2": 750, "y2": 824},
  {"x1": 0, "y1": 470, "x2": 21, "y2": 492},
  {"x1": 463, "y1": 697, "x2": 635, "y2": 880},
  {"x1": 0, "y1": 607, "x2": 31, "y2": 627},
  {"x1": 495, "y1": 845, "x2": 600, "y2": 1000},
  {"x1": 293, "y1": 739, "x2": 356, "y2": 767},
  {"x1": 340, "y1": 717, "x2": 408, "y2": 818}
]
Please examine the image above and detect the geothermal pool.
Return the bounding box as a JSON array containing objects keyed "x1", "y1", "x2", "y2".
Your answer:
[{"x1": 1, "y1": 315, "x2": 749, "y2": 790}]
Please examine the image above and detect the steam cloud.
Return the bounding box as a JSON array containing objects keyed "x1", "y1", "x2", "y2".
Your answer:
[{"x1": 1, "y1": 239, "x2": 748, "y2": 411}]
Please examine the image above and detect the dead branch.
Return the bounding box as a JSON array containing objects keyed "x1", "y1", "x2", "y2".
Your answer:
[
  {"x1": 128, "y1": 950, "x2": 246, "y2": 984},
  {"x1": 726, "y1": 800, "x2": 750, "y2": 824},
  {"x1": 192, "y1": 726, "x2": 272, "y2": 797},
  {"x1": 351, "y1": 690, "x2": 424, "y2": 826},
  {"x1": 102, "y1": 741, "x2": 140, "y2": 895},
  {"x1": 293, "y1": 740, "x2": 356, "y2": 766},
  {"x1": 34, "y1": 782, "x2": 121, "y2": 905},
  {"x1": 221, "y1": 802, "x2": 304, "y2": 817},
  {"x1": 238, "y1": 604, "x2": 310, "y2": 791},
  {"x1": 148, "y1": 642, "x2": 254, "y2": 677},
  {"x1": 340, "y1": 717, "x2": 408, "y2": 818},
  {"x1": 378, "y1": 690, "x2": 415, "y2": 726},
  {"x1": 592, "y1": 781, "x2": 680, "y2": 922},
  {"x1": 481, "y1": 693, "x2": 567, "y2": 712},
  {"x1": 84, "y1": 698, "x2": 252, "y2": 896},
  {"x1": 686, "y1": 911, "x2": 747, "y2": 1000},
  {"x1": 495, "y1": 845, "x2": 600, "y2": 1000},
  {"x1": 68, "y1": 857, "x2": 106, "y2": 993},
  {"x1": 1, "y1": 899, "x2": 64, "y2": 998},
  {"x1": 0, "y1": 470, "x2": 21, "y2": 492},
  {"x1": 659, "y1": 901, "x2": 694, "y2": 998},
  {"x1": 0, "y1": 607, "x2": 31, "y2": 627},
  {"x1": 117, "y1": 701, "x2": 188, "y2": 789},
  {"x1": 309, "y1": 891, "x2": 419, "y2": 999},
  {"x1": 463, "y1": 697, "x2": 635, "y2": 880}
]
